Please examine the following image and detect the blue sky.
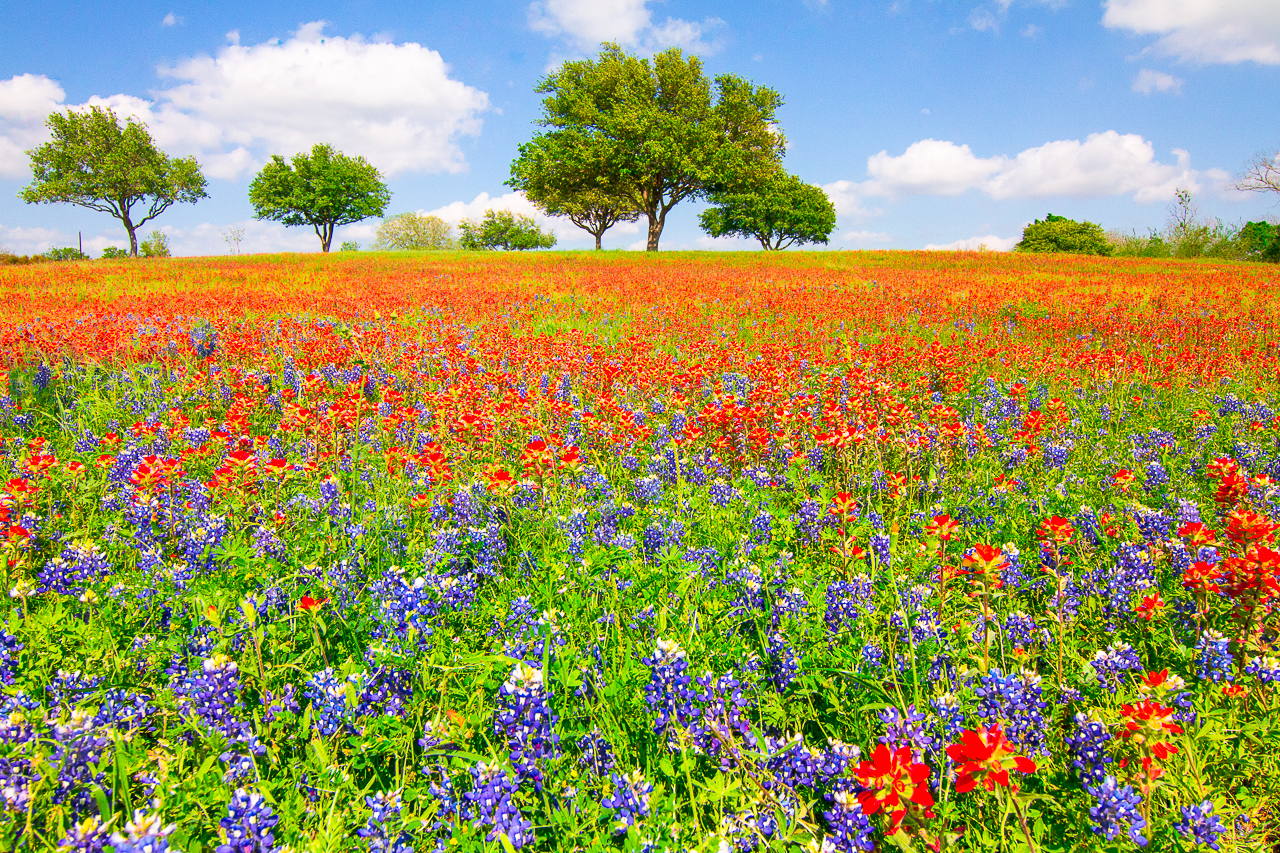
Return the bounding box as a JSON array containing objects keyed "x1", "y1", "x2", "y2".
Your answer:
[{"x1": 0, "y1": 0, "x2": 1276, "y2": 255}]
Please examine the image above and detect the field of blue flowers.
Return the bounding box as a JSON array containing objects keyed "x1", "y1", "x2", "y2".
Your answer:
[{"x1": 0, "y1": 251, "x2": 1277, "y2": 852}]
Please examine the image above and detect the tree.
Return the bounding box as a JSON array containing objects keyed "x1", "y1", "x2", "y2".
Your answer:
[
  {"x1": 20, "y1": 106, "x2": 207, "y2": 257},
  {"x1": 1014, "y1": 214, "x2": 1112, "y2": 256},
  {"x1": 1240, "y1": 221, "x2": 1280, "y2": 262},
  {"x1": 699, "y1": 171, "x2": 835, "y2": 250},
  {"x1": 139, "y1": 230, "x2": 171, "y2": 258},
  {"x1": 248, "y1": 144, "x2": 390, "y2": 252},
  {"x1": 508, "y1": 133, "x2": 638, "y2": 249},
  {"x1": 1234, "y1": 150, "x2": 1280, "y2": 197},
  {"x1": 528, "y1": 44, "x2": 785, "y2": 251},
  {"x1": 458, "y1": 210, "x2": 556, "y2": 250},
  {"x1": 372, "y1": 213, "x2": 455, "y2": 251}
]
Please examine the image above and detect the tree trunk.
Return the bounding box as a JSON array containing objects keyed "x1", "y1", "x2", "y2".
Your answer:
[
  {"x1": 594, "y1": 231, "x2": 603, "y2": 250},
  {"x1": 123, "y1": 213, "x2": 138, "y2": 257},
  {"x1": 321, "y1": 222, "x2": 334, "y2": 252},
  {"x1": 646, "y1": 209, "x2": 666, "y2": 252}
]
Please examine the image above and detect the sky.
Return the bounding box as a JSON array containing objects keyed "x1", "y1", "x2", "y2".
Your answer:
[{"x1": 0, "y1": 0, "x2": 1277, "y2": 256}]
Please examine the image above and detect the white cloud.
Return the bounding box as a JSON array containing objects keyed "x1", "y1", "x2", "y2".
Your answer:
[
  {"x1": 161, "y1": 12, "x2": 182, "y2": 27},
  {"x1": 0, "y1": 23, "x2": 490, "y2": 183},
  {"x1": 840, "y1": 229, "x2": 893, "y2": 245},
  {"x1": 529, "y1": 0, "x2": 724, "y2": 55},
  {"x1": 925, "y1": 234, "x2": 1019, "y2": 251},
  {"x1": 821, "y1": 180, "x2": 884, "y2": 220},
  {"x1": 1022, "y1": 23, "x2": 1041, "y2": 37},
  {"x1": 834, "y1": 131, "x2": 1226, "y2": 204},
  {"x1": 0, "y1": 74, "x2": 66, "y2": 179},
  {"x1": 421, "y1": 190, "x2": 592, "y2": 243},
  {"x1": 969, "y1": 7, "x2": 999, "y2": 32},
  {"x1": 1132, "y1": 69, "x2": 1184, "y2": 94},
  {"x1": 1103, "y1": 0, "x2": 1280, "y2": 65}
]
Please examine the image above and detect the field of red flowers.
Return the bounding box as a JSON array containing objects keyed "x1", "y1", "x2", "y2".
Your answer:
[{"x1": 0, "y1": 250, "x2": 1277, "y2": 852}]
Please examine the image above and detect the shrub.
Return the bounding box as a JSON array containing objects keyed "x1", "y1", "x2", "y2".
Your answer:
[
  {"x1": 458, "y1": 209, "x2": 556, "y2": 251},
  {"x1": 372, "y1": 213, "x2": 454, "y2": 250},
  {"x1": 1107, "y1": 230, "x2": 1171, "y2": 258},
  {"x1": 1239, "y1": 221, "x2": 1280, "y2": 262},
  {"x1": 100, "y1": 246, "x2": 131, "y2": 259},
  {"x1": 339, "y1": 241, "x2": 360, "y2": 252},
  {"x1": 0, "y1": 252, "x2": 46, "y2": 265},
  {"x1": 1015, "y1": 214, "x2": 1112, "y2": 255},
  {"x1": 43, "y1": 247, "x2": 90, "y2": 261},
  {"x1": 139, "y1": 230, "x2": 171, "y2": 258}
]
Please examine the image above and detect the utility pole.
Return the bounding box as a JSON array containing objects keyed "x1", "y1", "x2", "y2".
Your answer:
[{"x1": 78, "y1": 232, "x2": 82, "y2": 254}]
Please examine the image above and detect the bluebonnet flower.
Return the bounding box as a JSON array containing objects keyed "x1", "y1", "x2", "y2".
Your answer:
[
  {"x1": 878, "y1": 705, "x2": 934, "y2": 753},
  {"x1": 38, "y1": 543, "x2": 112, "y2": 597},
  {"x1": 355, "y1": 792, "x2": 415, "y2": 853},
  {"x1": 1174, "y1": 801, "x2": 1228, "y2": 850},
  {"x1": 766, "y1": 631, "x2": 801, "y2": 692},
  {"x1": 762, "y1": 733, "x2": 821, "y2": 791},
  {"x1": 974, "y1": 668, "x2": 1048, "y2": 756},
  {"x1": 55, "y1": 817, "x2": 112, "y2": 853},
  {"x1": 1091, "y1": 643, "x2": 1144, "y2": 692},
  {"x1": 465, "y1": 763, "x2": 534, "y2": 849},
  {"x1": 1086, "y1": 777, "x2": 1148, "y2": 846},
  {"x1": 860, "y1": 643, "x2": 885, "y2": 673},
  {"x1": 822, "y1": 785, "x2": 876, "y2": 852},
  {"x1": 109, "y1": 810, "x2": 177, "y2": 853},
  {"x1": 217, "y1": 788, "x2": 278, "y2": 853},
  {"x1": 494, "y1": 662, "x2": 559, "y2": 790},
  {"x1": 602, "y1": 770, "x2": 653, "y2": 836},
  {"x1": 0, "y1": 631, "x2": 23, "y2": 685},
  {"x1": 930, "y1": 693, "x2": 965, "y2": 740},
  {"x1": 577, "y1": 731, "x2": 617, "y2": 775},
  {"x1": 825, "y1": 577, "x2": 875, "y2": 637},
  {"x1": 1065, "y1": 712, "x2": 1113, "y2": 785},
  {"x1": 869, "y1": 532, "x2": 891, "y2": 567},
  {"x1": 1244, "y1": 655, "x2": 1280, "y2": 684}
]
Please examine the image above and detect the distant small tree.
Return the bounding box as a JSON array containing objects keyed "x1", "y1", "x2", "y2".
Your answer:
[
  {"x1": 43, "y1": 247, "x2": 90, "y2": 261},
  {"x1": 699, "y1": 172, "x2": 836, "y2": 250},
  {"x1": 248, "y1": 144, "x2": 390, "y2": 252},
  {"x1": 221, "y1": 226, "x2": 245, "y2": 255},
  {"x1": 339, "y1": 241, "x2": 360, "y2": 252},
  {"x1": 372, "y1": 213, "x2": 455, "y2": 250},
  {"x1": 1240, "y1": 221, "x2": 1280, "y2": 262},
  {"x1": 1234, "y1": 150, "x2": 1280, "y2": 198},
  {"x1": 1014, "y1": 214, "x2": 1112, "y2": 255},
  {"x1": 139, "y1": 230, "x2": 171, "y2": 258},
  {"x1": 458, "y1": 210, "x2": 556, "y2": 251},
  {"x1": 21, "y1": 106, "x2": 207, "y2": 256},
  {"x1": 100, "y1": 246, "x2": 130, "y2": 259}
]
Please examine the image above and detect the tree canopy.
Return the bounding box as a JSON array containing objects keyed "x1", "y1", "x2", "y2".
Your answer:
[
  {"x1": 525, "y1": 43, "x2": 785, "y2": 251},
  {"x1": 508, "y1": 133, "x2": 638, "y2": 249},
  {"x1": 458, "y1": 210, "x2": 556, "y2": 251},
  {"x1": 372, "y1": 213, "x2": 455, "y2": 251},
  {"x1": 248, "y1": 144, "x2": 390, "y2": 252},
  {"x1": 699, "y1": 171, "x2": 836, "y2": 250},
  {"x1": 1014, "y1": 214, "x2": 1112, "y2": 256},
  {"x1": 20, "y1": 106, "x2": 207, "y2": 257}
]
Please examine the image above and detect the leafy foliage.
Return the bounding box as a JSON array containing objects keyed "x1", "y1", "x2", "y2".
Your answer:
[
  {"x1": 42, "y1": 247, "x2": 89, "y2": 261},
  {"x1": 248, "y1": 143, "x2": 391, "y2": 252},
  {"x1": 528, "y1": 43, "x2": 785, "y2": 251},
  {"x1": 139, "y1": 230, "x2": 171, "y2": 258},
  {"x1": 99, "y1": 246, "x2": 131, "y2": 259},
  {"x1": 1015, "y1": 214, "x2": 1113, "y2": 256},
  {"x1": 20, "y1": 106, "x2": 207, "y2": 256},
  {"x1": 372, "y1": 213, "x2": 456, "y2": 251},
  {"x1": 508, "y1": 133, "x2": 639, "y2": 250},
  {"x1": 1239, "y1": 221, "x2": 1280, "y2": 262},
  {"x1": 699, "y1": 171, "x2": 836, "y2": 250},
  {"x1": 458, "y1": 209, "x2": 556, "y2": 250}
]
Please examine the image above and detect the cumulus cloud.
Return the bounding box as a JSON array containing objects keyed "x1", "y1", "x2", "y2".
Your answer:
[
  {"x1": 830, "y1": 131, "x2": 1226, "y2": 206},
  {"x1": 529, "y1": 0, "x2": 724, "y2": 55},
  {"x1": 840, "y1": 229, "x2": 893, "y2": 245},
  {"x1": 1132, "y1": 69, "x2": 1184, "y2": 94},
  {"x1": 161, "y1": 12, "x2": 182, "y2": 27},
  {"x1": 420, "y1": 190, "x2": 592, "y2": 243},
  {"x1": 924, "y1": 234, "x2": 1019, "y2": 251},
  {"x1": 0, "y1": 22, "x2": 490, "y2": 182},
  {"x1": 1103, "y1": 0, "x2": 1280, "y2": 65}
]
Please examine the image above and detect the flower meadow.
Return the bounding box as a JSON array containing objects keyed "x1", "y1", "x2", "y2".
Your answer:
[{"x1": 0, "y1": 250, "x2": 1278, "y2": 852}]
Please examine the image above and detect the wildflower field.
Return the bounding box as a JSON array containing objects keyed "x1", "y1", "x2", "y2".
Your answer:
[{"x1": 1, "y1": 249, "x2": 1279, "y2": 853}]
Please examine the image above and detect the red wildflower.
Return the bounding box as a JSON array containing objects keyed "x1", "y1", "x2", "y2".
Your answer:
[
  {"x1": 1134, "y1": 593, "x2": 1165, "y2": 621},
  {"x1": 852, "y1": 744, "x2": 935, "y2": 833},
  {"x1": 297, "y1": 595, "x2": 328, "y2": 613},
  {"x1": 1037, "y1": 516, "x2": 1075, "y2": 546},
  {"x1": 946, "y1": 724, "x2": 1037, "y2": 793}
]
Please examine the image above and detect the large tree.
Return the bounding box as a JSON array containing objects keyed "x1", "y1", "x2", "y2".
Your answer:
[
  {"x1": 526, "y1": 44, "x2": 785, "y2": 251},
  {"x1": 699, "y1": 171, "x2": 836, "y2": 250},
  {"x1": 248, "y1": 144, "x2": 390, "y2": 252},
  {"x1": 20, "y1": 106, "x2": 207, "y2": 257},
  {"x1": 508, "y1": 133, "x2": 638, "y2": 249}
]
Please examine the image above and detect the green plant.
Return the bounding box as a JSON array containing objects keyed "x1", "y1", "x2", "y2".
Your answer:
[
  {"x1": 458, "y1": 209, "x2": 556, "y2": 251},
  {"x1": 371, "y1": 213, "x2": 454, "y2": 251},
  {"x1": 699, "y1": 170, "x2": 836, "y2": 250},
  {"x1": 99, "y1": 246, "x2": 131, "y2": 259},
  {"x1": 43, "y1": 246, "x2": 90, "y2": 261},
  {"x1": 1015, "y1": 214, "x2": 1112, "y2": 255},
  {"x1": 20, "y1": 105, "x2": 207, "y2": 256},
  {"x1": 1107, "y1": 229, "x2": 1171, "y2": 258},
  {"x1": 1239, "y1": 221, "x2": 1280, "y2": 262},
  {"x1": 248, "y1": 143, "x2": 391, "y2": 252},
  {"x1": 339, "y1": 241, "x2": 361, "y2": 252},
  {"x1": 138, "y1": 230, "x2": 171, "y2": 258}
]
